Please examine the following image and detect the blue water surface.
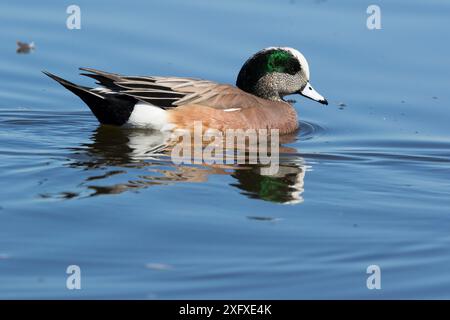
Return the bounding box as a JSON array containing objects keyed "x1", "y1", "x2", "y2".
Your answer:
[{"x1": 0, "y1": 0, "x2": 449, "y2": 299}]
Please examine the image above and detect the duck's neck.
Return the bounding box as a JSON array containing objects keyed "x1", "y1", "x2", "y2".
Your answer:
[
  {"x1": 255, "y1": 91, "x2": 284, "y2": 102},
  {"x1": 237, "y1": 75, "x2": 284, "y2": 102},
  {"x1": 252, "y1": 75, "x2": 284, "y2": 101}
]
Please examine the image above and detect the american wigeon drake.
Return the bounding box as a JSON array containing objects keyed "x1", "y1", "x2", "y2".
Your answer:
[{"x1": 44, "y1": 47, "x2": 327, "y2": 135}]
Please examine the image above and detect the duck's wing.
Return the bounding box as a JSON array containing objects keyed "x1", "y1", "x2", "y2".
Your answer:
[{"x1": 79, "y1": 68, "x2": 264, "y2": 110}]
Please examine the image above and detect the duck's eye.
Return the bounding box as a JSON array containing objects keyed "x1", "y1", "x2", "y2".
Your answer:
[{"x1": 309, "y1": 86, "x2": 312, "y2": 90}]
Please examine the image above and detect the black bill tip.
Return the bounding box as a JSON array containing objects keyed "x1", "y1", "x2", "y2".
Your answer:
[{"x1": 319, "y1": 99, "x2": 328, "y2": 105}]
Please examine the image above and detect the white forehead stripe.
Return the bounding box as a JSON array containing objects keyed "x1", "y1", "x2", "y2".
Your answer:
[
  {"x1": 283, "y1": 47, "x2": 310, "y2": 79},
  {"x1": 263, "y1": 47, "x2": 310, "y2": 80}
]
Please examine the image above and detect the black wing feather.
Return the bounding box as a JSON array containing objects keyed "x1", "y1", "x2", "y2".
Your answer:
[{"x1": 79, "y1": 68, "x2": 191, "y2": 109}]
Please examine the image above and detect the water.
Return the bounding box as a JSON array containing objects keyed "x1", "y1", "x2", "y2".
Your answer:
[{"x1": 0, "y1": 0, "x2": 449, "y2": 299}]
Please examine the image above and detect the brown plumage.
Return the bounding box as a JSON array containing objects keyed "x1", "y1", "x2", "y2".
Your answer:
[{"x1": 79, "y1": 67, "x2": 299, "y2": 134}]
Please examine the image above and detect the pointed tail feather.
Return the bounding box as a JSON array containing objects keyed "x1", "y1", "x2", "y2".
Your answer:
[
  {"x1": 43, "y1": 71, "x2": 107, "y2": 122},
  {"x1": 43, "y1": 71, "x2": 135, "y2": 126},
  {"x1": 43, "y1": 71, "x2": 104, "y2": 98}
]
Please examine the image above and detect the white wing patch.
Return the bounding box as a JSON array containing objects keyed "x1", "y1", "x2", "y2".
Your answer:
[
  {"x1": 223, "y1": 108, "x2": 241, "y2": 112},
  {"x1": 124, "y1": 103, "x2": 169, "y2": 130}
]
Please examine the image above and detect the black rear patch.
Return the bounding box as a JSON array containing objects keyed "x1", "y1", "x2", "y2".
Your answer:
[
  {"x1": 43, "y1": 71, "x2": 136, "y2": 126},
  {"x1": 96, "y1": 94, "x2": 136, "y2": 125}
]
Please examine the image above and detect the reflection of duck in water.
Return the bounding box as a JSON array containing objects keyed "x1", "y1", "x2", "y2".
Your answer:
[
  {"x1": 68, "y1": 127, "x2": 307, "y2": 204},
  {"x1": 231, "y1": 160, "x2": 306, "y2": 204}
]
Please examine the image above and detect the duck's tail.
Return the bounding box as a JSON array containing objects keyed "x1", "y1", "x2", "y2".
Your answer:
[{"x1": 43, "y1": 71, "x2": 135, "y2": 125}]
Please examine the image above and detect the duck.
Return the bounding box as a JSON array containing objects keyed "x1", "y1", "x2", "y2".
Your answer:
[{"x1": 43, "y1": 47, "x2": 327, "y2": 135}]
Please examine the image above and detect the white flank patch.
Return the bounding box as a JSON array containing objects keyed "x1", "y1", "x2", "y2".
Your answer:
[{"x1": 125, "y1": 103, "x2": 169, "y2": 130}]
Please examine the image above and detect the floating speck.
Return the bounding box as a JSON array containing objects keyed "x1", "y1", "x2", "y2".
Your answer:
[
  {"x1": 38, "y1": 193, "x2": 51, "y2": 199},
  {"x1": 38, "y1": 178, "x2": 48, "y2": 186},
  {"x1": 16, "y1": 41, "x2": 35, "y2": 54},
  {"x1": 432, "y1": 96, "x2": 438, "y2": 100},
  {"x1": 247, "y1": 216, "x2": 281, "y2": 222},
  {"x1": 60, "y1": 192, "x2": 79, "y2": 199},
  {"x1": 338, "y1": 102, "x2": 346, "y2": 107}
]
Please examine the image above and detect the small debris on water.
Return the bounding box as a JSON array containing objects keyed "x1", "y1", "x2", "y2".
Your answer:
[
  {"x1": 337, "y1": 102, "x2": 346, "y2": 110},
  {"x1": 247, "y1": 216, "x2": 281, "y2": 222},
  {"x1": 16, "y1": 41, "x2": 35, "y2": 54}
]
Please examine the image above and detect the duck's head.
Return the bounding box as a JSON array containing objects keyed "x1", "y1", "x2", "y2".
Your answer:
[{"x1": 236, "y1": 47, "x2": 328, "y2": 105}]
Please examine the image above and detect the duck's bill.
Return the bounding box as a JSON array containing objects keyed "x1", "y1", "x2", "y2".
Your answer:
[{"x1": 299, "y1": 82, "x2": 328, "y2": 105}]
